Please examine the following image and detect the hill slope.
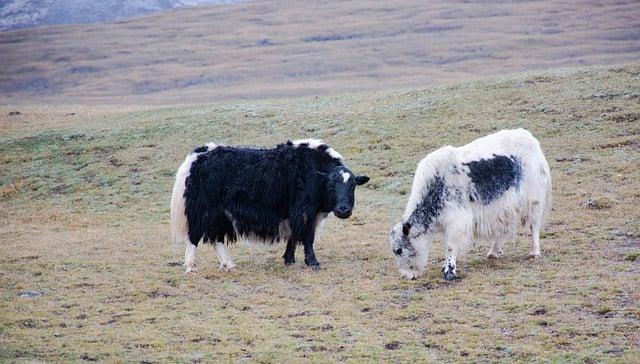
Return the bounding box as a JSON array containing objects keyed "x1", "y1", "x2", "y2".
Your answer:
[
  {"x1": 0, "y1": 0, "x2": 247, "y2": 31},
  {"x1": 1, "y1": 64, "x2": 639, "y2": 362},
  {"x1": 1, "y1": 0, "x2": 639, "y2": 103}
]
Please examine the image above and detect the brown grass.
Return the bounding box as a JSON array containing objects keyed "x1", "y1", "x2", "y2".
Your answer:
[
  {"x1": 1, "y1": 0, "x2": 639, "y2": 104},
  {"x1": 1, "y1": 64, "x2": 639, "y2": 362}
]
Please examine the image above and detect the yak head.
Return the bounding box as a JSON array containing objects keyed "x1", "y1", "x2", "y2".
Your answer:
[
  {"x1": 322, "y1": 166, "x2": 369, "y2": 219},
  {"x1": 389, "y1": 222, "x2": 431, "y2": 280}
]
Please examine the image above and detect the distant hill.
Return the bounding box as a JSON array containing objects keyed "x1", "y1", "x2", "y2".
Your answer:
[
  {"x1": 0, "y1": 0, "x2": 247, "y2": 31},
  {"x1": 0, "y1": 0, "x2": 639, "y2": 104}
]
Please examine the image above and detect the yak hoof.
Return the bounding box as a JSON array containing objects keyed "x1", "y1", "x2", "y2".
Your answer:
[
  {"x1": 443, "y1": 271, "x2": 458, "y2": 281},
  {"x1": 306, "y1": 261, "x2": 321, "y2": 270},
  {"x1": 528, "y1": 251, "x2": 541, "y2": 259},
  {"x1": 185, "y1": 266, "x2": 198, "y2": 274},
  {"x1": 284, "y1": 259, "x2": 296, "y2": 266}
]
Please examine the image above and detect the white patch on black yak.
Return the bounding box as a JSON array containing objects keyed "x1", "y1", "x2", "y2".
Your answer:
[
  {"x1": 291, "y1": 138, "x2": 344, "y2": 161},
  {"x1": 205, "y1": 142, "x2": 218, "y2": 151},
  {"x1": 192, "y1": 143, "x2": 218, "y2": 154},
  {"x1": 314, "y1": 213, "x2": 329, "y2": 238},
  {"x1": 171, "y1": 150, "x2": 208, "y2": 245},
  {"x1": 170, "y1": 143, "x2": 221, "y2": 272},
  {"x1": 340, "y1": 170, "x2": 351, "y2": 183},
  {"x1": 390, "y1": 128, "x2": 552, "y2": 280}
]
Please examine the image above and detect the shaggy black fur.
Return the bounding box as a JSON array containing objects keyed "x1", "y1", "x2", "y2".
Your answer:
[
  {"x1": 464, "y1": 154, "x2": 522, "y2": 205},
  {"x1": 183, "y1": 141, "x2": 369, "y2": 268}
]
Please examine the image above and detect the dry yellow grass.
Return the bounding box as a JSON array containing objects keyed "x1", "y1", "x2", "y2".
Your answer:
[{"x1": 1, "y1": 64, "x2": 639, "y2": 362}]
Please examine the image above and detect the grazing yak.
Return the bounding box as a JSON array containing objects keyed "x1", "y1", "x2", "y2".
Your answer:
[
  {"x1": 389, "y1": 129, "x2": 552, "y2": 281},
  {"x1": 170, "y1": 139, "x2": 369, "y2": 272}
]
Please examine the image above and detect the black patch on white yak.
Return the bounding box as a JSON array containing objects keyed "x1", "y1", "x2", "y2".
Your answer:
[
  {"x1": 464, "y1": 154, "x2": 522, "y2": 204},
  {"x1": 406, "y1": 175, "x2": 447, "y2": 231}
]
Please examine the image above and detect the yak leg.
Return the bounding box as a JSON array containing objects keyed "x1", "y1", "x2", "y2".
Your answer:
[
  {"x1": 442, "y1": 247, "x2": 458, "y2": 281},
  {"x1": 214, "y1": 241, "x2": 236, "y2": 271},
  {"x1": 441, "y1": 214, "x2": 472, "y2": 281},
  {"x1": 290, "y1": 204, "x2": 320, "y2": 270},
  {"x1": 487, "y1": 236, "x2": 507, "y2": 259},
  {"x1": 303, "y1": 229, "x2": 320, "y2": 270},
  {"x1": 529, "y1": 206, "x2": 543, "y2": 258},
  {"x1": 283, "y1": 238, "x2": 297, "y2": 265},
  {"x1": 184, "y1": 242, "x2": 198, "y2": 273}
]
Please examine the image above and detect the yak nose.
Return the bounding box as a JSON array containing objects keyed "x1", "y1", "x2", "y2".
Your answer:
[{"x1": 335, "y1": 207, "x2": 352, "y2": 217}]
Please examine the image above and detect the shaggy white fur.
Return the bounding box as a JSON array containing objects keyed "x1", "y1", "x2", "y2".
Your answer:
[
  {"x1": 170, "y1": 144, "x2": 217, "y2": 272},
  {"x1": 391, "y1": 128, "x2": 552, "y2": 280}
]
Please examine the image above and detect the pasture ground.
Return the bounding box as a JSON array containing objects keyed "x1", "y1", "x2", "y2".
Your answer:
[{"x1": 1, "y1": 64, "x2": 639, "y2": 362}]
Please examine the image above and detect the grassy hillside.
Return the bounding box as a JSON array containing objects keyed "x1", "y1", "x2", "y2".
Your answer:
[
  {"x1": 1, "y1": 64, "x2": 639, "y2": 362},
  {"x1": 1, "y1": 0, "x2": 639, "y2": 103}
]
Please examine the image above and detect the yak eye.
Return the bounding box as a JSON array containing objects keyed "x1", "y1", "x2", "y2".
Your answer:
[{"x1": 394, "y1": 248, "x2": 403, "y2": 256}]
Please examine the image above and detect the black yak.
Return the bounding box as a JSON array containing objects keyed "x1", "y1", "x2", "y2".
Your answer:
[{"x1": 170, "y1": 139, "x2": 369, "y2": 272}]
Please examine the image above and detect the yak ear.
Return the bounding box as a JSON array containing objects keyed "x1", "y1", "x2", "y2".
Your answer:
[
  {"x1": 402, "y1": 222, "x2": 411, "y2": 236},
  {"x1": 355, "y1": 175, "x2": 370, "y2": 185}
]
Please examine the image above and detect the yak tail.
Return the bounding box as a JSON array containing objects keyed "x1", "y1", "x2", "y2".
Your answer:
[{"x1": 170, "y1": 152, "x2": 199, "y2": 245}]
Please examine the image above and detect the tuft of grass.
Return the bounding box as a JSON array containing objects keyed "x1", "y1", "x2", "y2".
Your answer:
[
  {"x1": 596, "y1": 306, "x2": 613, "y2": 315},
  {"x1": 586, "y1": 196, "x2": 614, "y2": 210}
]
